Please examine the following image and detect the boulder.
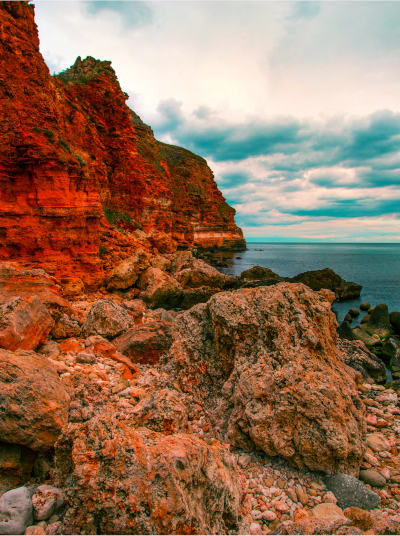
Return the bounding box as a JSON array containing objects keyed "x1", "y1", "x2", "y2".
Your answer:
[
  {"x1": 56, "y1": 417, "x2": 246, "y2": 535},
  {"x1": 0, "y1": 486, "x2": 33, "y2": 535},
  {"x1": 338, "y1": 321, "x2": 357, "y2": 341},
  {"x1": 290, "y1": 268, "x2": 362, "y2": 301},
  {"x1": 359, "y1": 469, "x2": 386, "y2": 488},
  {"x1": 32, "y1": 485, "x2": 64, "y2": 521},
  {"x1": 106, "y1": 250, "x2": 151, "y2": 291},
  {"x1": 324, "y1": 474, "x2": 381, "y2": 510},
  {"x1": 0, "y1": 296, "x2": 53, "y2": 351},
  {"x1": 148, "y1": 230, "x2": 178, "y2": 254},
  {"x1": 240, "y1": 265, "x2": 282, "y2": 285},
  {"x1": 165, "y1": 283, "x2": 366, "y2": 474},
  {"x1": 348, "y1": 308, "x2": 360, "y2": 318},
  {"x1": 352, "y1": 327, "x2": 379, "y2": 347},
  {"x1": 138, "y1": 268, "x2": 183, "y2": 309},
  {"x1": 366, "y1": 304, "x2": 392, "y2": 336},
  {"x1": 0, "y1": 349, "x2": 69, "y2": 451},
  {"x1": 390, "y1": 311, "x2": 400, "y2": 334},
  {"x1": 81, "y1": 299, "x2": 134, "y2": 339},
  {"x1": 114, "y1": 320, "x2": 173, "y2": 364},
  {"x1": 338, "y1": 339, "x2": 386, "y2": 382},
  {"x1": 381, "y1": 336, "x2": 400, "y2": 362},
  {"x1": 51, "y1": 314, "x2": 81, "y2": 340},
  {"x1": 360, "y1": 302, "x2": 370, "y2": 311}
]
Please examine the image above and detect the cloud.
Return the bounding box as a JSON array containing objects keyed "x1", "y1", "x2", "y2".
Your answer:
[{"x1": 84, "y1": 1, "x2": 153, "y2": 28}]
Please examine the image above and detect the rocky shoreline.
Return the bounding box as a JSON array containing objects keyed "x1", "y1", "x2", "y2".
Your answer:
[{"x1": 0, "y1": 250, "x2": 399, "y2": 535}]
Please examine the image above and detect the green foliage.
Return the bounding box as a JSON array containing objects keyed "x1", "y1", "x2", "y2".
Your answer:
[
  {"x1": 75, "y1": 154, "x2": 87, "y2": 166},
  {"x1": 32, "y1": 126, "x2": 55, "y2": 142},
  {"x1": 99, "y1": 245, "x2": 107, "y2": 259},
  {"x1": 58, "y1": 138, "x2": 71, "y2": 153},
  {"x1": 103, "y1": 208, "x2": 143, "y2": 231}
]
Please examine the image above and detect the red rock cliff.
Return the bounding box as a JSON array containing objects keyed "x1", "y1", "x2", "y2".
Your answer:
[{"x1": 0, "y1": 2, "x2": 245, "y2": 287}]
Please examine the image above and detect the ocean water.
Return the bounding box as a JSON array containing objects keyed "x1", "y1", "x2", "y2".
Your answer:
[{"x1": 212, "y1": 243, "x2": 400, "y2": 323}]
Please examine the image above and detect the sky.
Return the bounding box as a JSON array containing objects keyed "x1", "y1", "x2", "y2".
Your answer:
[{"x1": 34, "y1": 0, "x2": 400, "y2": 242}]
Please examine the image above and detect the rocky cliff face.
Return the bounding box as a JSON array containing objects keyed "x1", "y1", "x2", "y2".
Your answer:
[{"x1": 0, "y1": 2, "x2": 244, "y2": 288}]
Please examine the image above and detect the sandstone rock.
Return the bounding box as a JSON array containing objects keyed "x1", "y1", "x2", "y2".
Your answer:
[
  {"x1": 344, "y1": 506, "x2": 400, "y2": 534},
  {"x1": 290, "y1": 268, "x2": 362, "y2": 301},
  {"x1": 0, "y1": 486, "x2": 33, "y2": 535},
  {"x1": 51, "y1": 314, "x2": 81, "y2": 340},
  {"x1": 359, "y1": 469, "x2": 386, "y2": 488},
  {"x1": 32, "y1": 486, "x2": 64, "y2": 521},
  {"x1": 324, "y1": 474, "x2": 381, "y2": 510},
  {"x1": 25, "y1": 525, "x2": 46, "y2": 535},
  {"x1": 366, "y1": 432, "x2": 391, "y2": 452},
  {"x1": 106, "y1": 250, "x2": 151, "y2": 290},
  {"x1": 175, "y1": 258, "x2": 235, "y2": 290},
  {"x1": 56, "y1": 416, "x2": 246, "y2": 534},
  {"x1": 338, "y1": 339, "x2": 386, "y2": 382},
  {"x1": 166, "y1": 283, "x2": 366, "y2": 474},
  {"x1": 148, "y1": 230, "x2": 178, "y2": 254},
  {"x1": 138, "y1": 267, "x2": 183, "y2": 309},
  {"x1": 81, "y1": 299, "x2": 134, "y2": 339},
  {"x1": 114, "y1": 320, "x2": 173, "y2": 364},
  {"x1": 0, "y1": 297, "x2": 53, "y2": 351},
  {"x1": 0, "y1": 349, "x2": 69, "y2": 451},
  {"x1": 352, "y1": 327, "x2": 379, "y2": 347},
  {"x1": 59, "y1": 277, "x2": 85, "y2": 298},
  {"x1": 312, "y1": 503, "x2": 345, "y2": 520}
]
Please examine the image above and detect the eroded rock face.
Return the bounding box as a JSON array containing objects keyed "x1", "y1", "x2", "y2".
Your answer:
[
  {"x1": 0, "y1": 296, "x2": 54, "y2": 351},
  {"x1": 338, "y1": 339, "x2": 386, "y2": 382},
  {"x1": 106, "y1": 250, "x2": 151, "y2": 290},
  {"x1": 0, "y1": 349, "x2": 69, "y2": 451},
  {"x1": 165, "y1": 283, "x2": 366, "y2": 474},
  {"x1": 56, "y1": 416, "x2": 246, "y2": 535},
  {"x1": 114, "y1": 320, "x2": 173, "y2": 364},
  {"x1": 138, "y1": 268, "x2": 183, "y2": 309}
]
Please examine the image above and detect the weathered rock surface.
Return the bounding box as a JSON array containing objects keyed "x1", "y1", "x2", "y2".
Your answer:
[
  {"x1": 0, "y1": 443, "x2": 36, "y2": 496},
  {"x1": 32, "y1": 485, "x2": 64, "y2": 521},
  {"x1": 290, "y1": 268, "x2": 362, "y2": 301},
  {"x1": 81, "y1": 299, "x2": 134, "y2": 339},
  {"x1": 56, "y1": 416, "x2": 246, "y2": 535},
  {"x1": 165, "y1": 283, "x2": 366, "y2": 474},
  {"x1": 0, "y1": 349, "x2": 69, "y2": 451},
  {"x1": 0, "y1": 486, "x2": 33, "y2": 535},
  {"x1": 114, "y1": 320, "x2": 173, "y2": 364},
  {"x1": 239, "y1": 266, "x2": 283, "y2": 287},
  {"x1": 138, "y1": 268, "x2": 183, "y2": 308},
  {"x1": 324, "y1": 474, "x2": 381, "y2": 510},
  {"x1": 0, "y1": 296, "x2": 53, "y2": 351},
  {"x1": 338, "y1": 339, "x2": 386, "y2": 382},
  {"x1": 0, "y1": 3, "x2": 244, "y2": 287},
  {"x1": 106, "y1": 250, "x2": 151, "y2": 290}
]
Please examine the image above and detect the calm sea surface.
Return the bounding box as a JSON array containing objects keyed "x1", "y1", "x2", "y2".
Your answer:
[{"x1": 214, "y1": 243, "x2": 400, "y2": 323}]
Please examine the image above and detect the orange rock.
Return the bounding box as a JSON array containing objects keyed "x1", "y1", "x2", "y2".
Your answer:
[{"x1": 59, "y1": 338, "x2": 84, "y2": 354}]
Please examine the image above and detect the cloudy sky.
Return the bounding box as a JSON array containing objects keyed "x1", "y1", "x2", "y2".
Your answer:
[{"x1": 34, "y1": 1, "x2": 400, "y2": 242}]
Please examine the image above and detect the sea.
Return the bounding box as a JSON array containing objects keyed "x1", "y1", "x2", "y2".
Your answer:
[{"x1": 211, "y1": 242, "x2": 400, "y2": 324}]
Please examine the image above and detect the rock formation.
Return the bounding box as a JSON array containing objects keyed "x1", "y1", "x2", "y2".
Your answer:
[{"x1": 0, "y1": 2, "x2": 244, "y2": 289}]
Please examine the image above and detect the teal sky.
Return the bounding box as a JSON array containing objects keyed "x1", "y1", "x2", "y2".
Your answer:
[{"x1": 34, "y1": 1, "x2": 400, "y2": 242}]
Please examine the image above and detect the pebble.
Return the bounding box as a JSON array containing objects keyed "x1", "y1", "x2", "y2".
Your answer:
[
  {"x1": 262, "y1": 511, "x2": 277, "y2": 522},
  {"x1": 249, "y1": 522, "x2": 263, "y2": 534},
  {"x1": 275, "y1": 501, "x2": 289, "y2": 513}
]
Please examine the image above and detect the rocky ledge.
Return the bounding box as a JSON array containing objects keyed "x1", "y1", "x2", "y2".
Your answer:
[{"x1": 0, "y1": 253, "x2": 399, "y2": 535}]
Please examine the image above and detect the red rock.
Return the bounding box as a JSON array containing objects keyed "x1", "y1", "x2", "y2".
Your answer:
[
  {"x1": 0, "y1": 296, "x2": 53, "y2": 351},
  {"x1": 0, "y1": 3, "x2": 244, "y2": 288},
  {"x1": 0, "y1": 349, "x2": 70, "y2": 451},
  {"x1": 56, "y1": 416, "x2": 246, "y2": 534},
  {"x1": 166, "y1": 283, "x2": 366, "y2": 475},
  {"x1": 114, "y1": 320, "x2": 173, "y2": 364}
]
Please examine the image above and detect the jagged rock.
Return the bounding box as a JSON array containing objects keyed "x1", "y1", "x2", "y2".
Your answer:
[
  {"x1": 290, "y1": 268, "x2": 362, "y2": 301},
  {"x1": 81, "y1": 299, "x2": 134, "y2": 339},
  {"x1": 114, "y1": 320, "x2": 173, "y2": 364},
  {"x1": 32, "y1": 486, "x2": 64, "y2": 521},
  {"x1": 106, "y1": 250, "x2": 151, "y2": 290},
  {"x1": 324, "y1": 474, "x2": 381, "y2": 510},
  {"x1": 381, "y1": 336, "x2": 400, "y2": 362},
  {"x1": 138, "y1": 267, "x2": 183, "y2": 309},
  {"x1": 0, "y1": 486, "x2": 33, "y2": 535},
  {"x1": 165, "y1": 283, "x2": 366, "y2": 474},
  {"x1": 51, "y1": 314, "x2": 81, "y2": 339},
  {"x1": 0, "y1": 296, "x2": 53, "y2": 351},
  {"x1": 56, "y1": 417, "x2": 246, "y2": 534},
  {"x1": 0, "y1": 349, "x2": 69, "y2": 451},
  {"x1": 338, "y1": 321, "x2": 358, "y2": 341},
  {"x1": 352, "y1": 327, "x2": 379, "y2": 347},
  {"x1": 338, "y1": 339, "x2": 386, "y2": 382}
]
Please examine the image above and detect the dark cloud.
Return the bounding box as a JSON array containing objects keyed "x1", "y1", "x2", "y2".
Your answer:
[
  {"x1": 289, "y1": 198, "x2": 400, "y2": 219},
  {"x1": 85, "y1": 1, "x2": 153, "y2": 28},
  {"x1": 218, "y1": 172, "x2": 251, "y2": 187}
]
